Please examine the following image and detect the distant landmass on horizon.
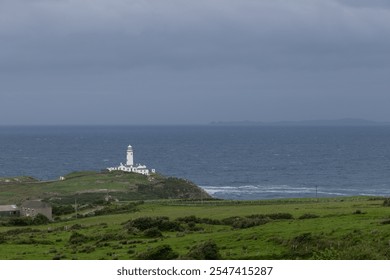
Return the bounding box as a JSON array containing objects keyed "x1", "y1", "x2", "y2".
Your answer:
[{"x1": 210, "y1": 118, "x2": 390, "y2": 126}]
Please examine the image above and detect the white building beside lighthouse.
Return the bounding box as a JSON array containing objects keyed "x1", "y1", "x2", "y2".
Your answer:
[{"x1": 107, "y1": 145, "x2": 155, "y2": 176}]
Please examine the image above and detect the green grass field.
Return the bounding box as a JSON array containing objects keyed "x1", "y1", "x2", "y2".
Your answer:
[
  {"x1": 0, "y1": 171, "x2": 210, "y2": 205},
  {"x1": 1, "y1": 196, "x2": 390, "y2": 260}
]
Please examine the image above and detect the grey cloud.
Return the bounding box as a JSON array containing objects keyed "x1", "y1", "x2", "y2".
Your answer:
[
  {"x1": 2, "y1": 0, "x2": 390, "y2": 72},
  {"x1": 336, "y1": 0, "x2": 390, "y2": 9},
  {"x1": 1, "y1": 0, "x2": 390, "y2": 124}
]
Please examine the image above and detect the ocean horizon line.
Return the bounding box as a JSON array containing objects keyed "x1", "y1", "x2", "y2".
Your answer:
[{"x1": 1, "y1": 118, "x2": 390, "y2": 127}]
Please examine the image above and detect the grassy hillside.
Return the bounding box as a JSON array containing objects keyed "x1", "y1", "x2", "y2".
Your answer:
[
  {"x1": 0, "y1": 171, "x2": 211, "y2": 204},
  {"x1": 1, "y1": 196, "x2": 390, "y2": 260},
  {"x1": 1, "y1": 172, "x2": 390, "y2": 260}
]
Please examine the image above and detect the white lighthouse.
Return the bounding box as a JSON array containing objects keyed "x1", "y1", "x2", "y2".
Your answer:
[
  {"x1": 126, "y1": 145, "x2": 134, "y2": 166},
  {"x1": 107, "y1": 145, "x2": 155, "y2": 175}
]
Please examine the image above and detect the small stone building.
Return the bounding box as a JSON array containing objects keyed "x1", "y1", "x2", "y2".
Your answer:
[
  {"x1": 0, "y1": 205, "x2": 20, "y2": 217},
  {"x1": 20, "y1": 200, "x2": 52, "y2": 220}
]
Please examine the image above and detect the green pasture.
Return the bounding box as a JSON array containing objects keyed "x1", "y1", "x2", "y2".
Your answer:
[
  {"x1": 0, "y1": 171, "x2": 147, "y2": 204},
  {"x1": 0, "y1": 171, "x2": 206, "y2": 204},
  {"x1": 1, "y1": 196, "x2": 390, "y2": 260}
]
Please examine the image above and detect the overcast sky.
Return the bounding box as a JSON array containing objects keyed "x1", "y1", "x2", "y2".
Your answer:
[{"x1": 1, "y1": 0, "x2": 390, "y2": 125}]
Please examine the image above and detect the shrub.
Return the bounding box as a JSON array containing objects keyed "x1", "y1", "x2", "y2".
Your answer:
[
  {"x1": 137, "y1": 245, "x2": 178, "y2": 260},
  {"x1": 5, "y1": 228, "x2": 40, "y2": 235},
  {"x1": 124, "y1": 217, "x2": 164, "y2": 231},
  {"x1": 69, "y1": 232, "x2": 89, "y2": 245},
  {"x1": 8, "y1": 213, "x2": 50, "y2": 226},
  {"x1": 267, "y1": 213, "x2": 294, "y2": 220},
  {"x1": 221, "y1": 216, "x2": 241, "y2": 225},
  {"x1": 70, "y1": 224, "x2": 83, "y2": 230},
  {"x1": 80, "y1": 245, "x2": 96, "y2": 253},
  {"x1": 380, "y1": 219, "x2": 390, "y2": 225},
  {"x1": 7, "y1": 217, "x2": 33, "y2": 226},
  {"x1": 222, "y1": 216, "x2": 269, "y2": 229},
  {"x1": 176, "y1": 215, "x2": 200, "y2": 223},
  {"x1": 52, "y1": 204, "x2": 74, "y2": 216},
  {"x1": 158, "y1": 220, "x2": 182, "y2": 232},
  {"x1": 52, "y1": 254, "x2": 64, "y2": 260},
  {"x1": 383, "y1": 198, "x2": 390, "y2": 207},
  {"x1": 292, "y1": 232, "x2": 313, "y2": 244},
  {"x1": 176, "y1": 216, "x2": 221, "y2": 225},
  {"x1": 124, "y1": 216, "x2": 182, "y2": 232},
  {"x1": 199, "y1": 217, "x2": 221, "y2": 225},
  {"x1": 143, "y1": 227, "x2": 163, "y2": 238},
  {"x1": 127, "y1": 226, "x2": 140, "y2": 235},
  {"x1": 231, "y1": 217, "x2": 268, "y2": 229},
  {"x1": 299, "y1": 213, "x2": 320, "y2": 219},
  {"x1": 187, "y1": 221, "x2": 196, "y2": 228},
  {"x1": 98, "y1": 233, "x2": 126, "y2": 242},
  {"x1": 186, "y1": 240, "x2": 221, "y2": 260},
  {"x1": 32, "y1": 213, "x2": 50, "y2": 225},
  {"x1": 221, "y1": 213, "x2": 292, "y2": 229}
]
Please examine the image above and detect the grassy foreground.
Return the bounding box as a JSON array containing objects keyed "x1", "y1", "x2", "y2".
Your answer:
[{"x1": 1, "y1": 196, "x2": 390, "y2": 260}]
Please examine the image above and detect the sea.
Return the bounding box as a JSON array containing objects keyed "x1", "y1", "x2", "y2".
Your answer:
[{"x1": 1, "y1": 125, "x2": 390, "y2": 200}]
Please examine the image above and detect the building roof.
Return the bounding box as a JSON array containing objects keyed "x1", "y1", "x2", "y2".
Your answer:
[
  {"x1": 0, "y1": 205, "x2": 19, "y2": 212},
  {"x1": 21, "y1": 200, "x2": 51, "y2": 209}
]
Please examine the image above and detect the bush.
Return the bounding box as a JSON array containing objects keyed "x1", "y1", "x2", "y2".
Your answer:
[
  {"x1": 186, "y1": 240, "x2": 221, "y2": 260},
  {"x1": 176, "y1": 215, "x2": 200, "y2": 223},
  {"x1": 124, "y1": 217, "x2": 165, "y2": 231},
  {"x1": 137, "y1": 245, "x2": 178, "y2": 260},
  {"x1": 199, "y1": 217, "x2": 221, "y2": 225},
  {"x1": 8, "y1": 214, "x2": 50, "y2": 226},
  {"x1": 232, "y1": 217, "x2": 268, "y2": 229},
  {"x1": 70, "y1": 224, "x2": 83, "y2": 230},
  {"x1": 267, "y1": 213, "x2": 294, "y2": 220},
  {"x1": 221, "y1": 213, "x2": 292, "y2": 229},
  {"x1": 52, "y1": 254, "x2": 65, "y2": 260},
  {"x1": 69, "y1": 232, "x2": 89, "y2": 245},
  {"x1": 32, "y1": 213, "x2": 50, "y2": 225},
  {"x1": 124, "y1": 216, "x2": 182, "y2": 232},
  {"x1": 176, "y1": 216, "x2": 221, "y2": 225},
  {"x1": 143, "y1": 227, "x2": 163, "y2": 238},
  {"x1": 222, "y1": 216, "x2": 269, "y2": 229},
  {"x1": 52, "y1": 204, "x2": 74, "y2": 216},
  {"x1": 80, "y1": 245, "x2": 96, "y2": 253},
  {"x1": 5, "y1": 228, "x2": 40, "y2": 235},
  {"x1": 299, "y1": 213, "x2": 320, "y2": 219},
  {"x1": 98, "y1": 233, "x2": 126, "y2": 242},
  {"x1": 127, "y1": 226, "x2": 140, "y2": 235},
  {"x1": 158, "y1": 220, "x2": 182, "y2": 231},
  {"x1": 292, "y1": 232, "x2": 313, "y2": 244},
  {"x1": 221, "y1": 216, "x2": 241, "y2": 225},
  {"x1": 383, "y1": 198, "x2": 390, "y2": 207},
  {"x1": 380, "y1": 219, "x2": 390, "y2": 225},
  {"x1": 7, "y1": 217, "x2": 33, "y2": 226}
]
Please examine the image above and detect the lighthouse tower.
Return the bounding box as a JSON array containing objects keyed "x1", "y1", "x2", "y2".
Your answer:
[
  {"x1": 126, "y1": 145, "x2": 134, "y2": 166},
  {"x1": 107, "y1": 145, "x2": 155, "y2": 175}
]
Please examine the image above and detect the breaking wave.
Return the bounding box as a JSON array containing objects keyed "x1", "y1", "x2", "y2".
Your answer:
[{"x1": 200, "y1": 184, "x2": 390, "y2": 200}]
